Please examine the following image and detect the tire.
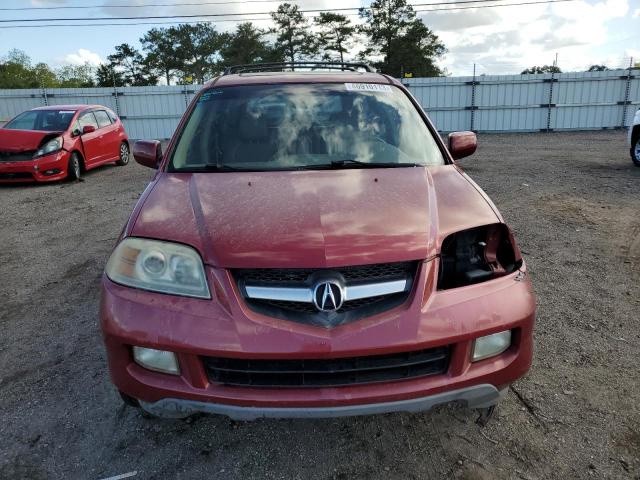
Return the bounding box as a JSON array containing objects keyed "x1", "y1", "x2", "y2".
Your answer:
[
  {"x1": 116, "y1": 142, "x2": 130, "y2": 166},
  {"x1": 119, "y1": 391, "x2": 140, "y2": 408},
  {"x1": 67, "y1": 152, "x2": 82, "y2": 181},
  {"x1": 631, "y1": 136, "x2": 640, "y2": 167}
]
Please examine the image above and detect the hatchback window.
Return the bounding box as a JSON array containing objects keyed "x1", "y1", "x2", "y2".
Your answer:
[
  {"x1": 94, "y1": 110, "x2": 112, "y2": 128},
  {"x1": 170, "y1": 84, "x2": 444, "y2": 171},
  {"x1": 4, "y1": 110, "x2": 75, "y2": 132},
  {"x1": 78, "y1": 112, "x2": 99, "y2": 130},
  {"x1": 106, "y1": 109, "x2": 118, "y2": 122}
]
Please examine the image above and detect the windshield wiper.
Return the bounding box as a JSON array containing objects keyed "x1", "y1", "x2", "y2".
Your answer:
[
  {"x1": 300, "y1": 159, "x2": 421, "y2": 169},
  {"x1": 171, "y1": 164, "x2": 257, "y2": 172}
]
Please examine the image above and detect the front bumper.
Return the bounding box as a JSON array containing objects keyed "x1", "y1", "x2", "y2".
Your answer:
[
  {"x1": 139, "y1": 384, "x2": 507, "y2": 420},
  {"x1": 0, "y1": 150, "x2": 69, "y2": 183},
  {"x1": 101, "y1": 259, "x2": 535, "y2": 418}
]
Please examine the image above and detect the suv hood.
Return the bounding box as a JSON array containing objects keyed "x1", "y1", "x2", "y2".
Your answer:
[
  {"x1": 0, "y1": 129, "x2": 62, "y2": 151},
  {"x1": 131, "y1": 166, "x2": 500, "y2": 268}
]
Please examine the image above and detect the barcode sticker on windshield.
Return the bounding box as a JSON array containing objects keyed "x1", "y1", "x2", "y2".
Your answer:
[
  {"x1": 345, "y1": 83, "x2": 392, "y2": 93},
  {"x1": 58, "y1": 110, "x2": 75, "y2": 114}
]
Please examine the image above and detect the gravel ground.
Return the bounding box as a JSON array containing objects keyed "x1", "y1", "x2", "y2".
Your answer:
[{"x1": 0, "y1": 131, "x2": 638, "y2": 480}]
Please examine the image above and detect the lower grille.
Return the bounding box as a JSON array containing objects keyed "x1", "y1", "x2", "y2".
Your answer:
[
  {"x1": 0, "y1": 151, "x2": 36, "y2": 162},
  {"x1": 0, "y1": 172, "x2": 32, "y2": 180},
  {"x1": 203, "y1": 346, "x2": 449, "y2": 388}
]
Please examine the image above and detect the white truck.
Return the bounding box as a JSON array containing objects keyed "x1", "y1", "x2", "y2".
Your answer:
[{"x1": 629, "y1": 107, "x2": 640, "y2": 166}]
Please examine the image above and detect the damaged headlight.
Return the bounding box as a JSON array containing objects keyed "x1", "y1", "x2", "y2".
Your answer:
[
  {"x1": 33, "y1": 136, "x2": 63, "y2": 158},
  {"x1": 438, "y1": 224, "x2": 522, "y2": 290},
  {"x1": 105, "y1": 238, "x2": 210, "y2": 299}
]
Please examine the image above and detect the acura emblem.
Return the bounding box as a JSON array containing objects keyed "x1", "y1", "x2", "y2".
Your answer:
[{"x1": 312, "y1": 281, "x2": 344, "y2": 312}]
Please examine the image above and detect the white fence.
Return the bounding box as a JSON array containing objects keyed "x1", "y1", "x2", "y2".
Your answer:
[
  {"x1": 403, "y1": 69, "x2": 639, "y2": 133},
  {"x1": 0, "y1": 69, "x2": 638, "y2": 139}
]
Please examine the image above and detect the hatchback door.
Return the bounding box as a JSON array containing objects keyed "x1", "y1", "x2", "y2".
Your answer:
[
  {"x1": 93, "y1": 110, "x2": 119, "y2": 161},
  {"x1": 76, "y1": 111, "x2": 103, "y2": 167}
]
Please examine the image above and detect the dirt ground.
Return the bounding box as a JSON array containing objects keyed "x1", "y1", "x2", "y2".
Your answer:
[{"x1": 0, "y1": 131, "x2": 638, "y2": 480}]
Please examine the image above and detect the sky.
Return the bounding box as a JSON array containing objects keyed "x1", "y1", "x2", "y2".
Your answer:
[{"x1": 0, "y1": 0, "x2": 638, "y2": 76}]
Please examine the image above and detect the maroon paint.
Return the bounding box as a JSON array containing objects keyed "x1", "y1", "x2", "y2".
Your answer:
[
  {"x1": 100, "y1": 73, "x2": 536, "y2": 411},
  {"x1": 133, "y1": 139, "x2": 162, "y2": 169},
  {"x1": 448, "y1": 131, "x2": 478, "y2": 160},
  {"x1": 0, "y1": 104, "x2": 128, "y2": 183}
]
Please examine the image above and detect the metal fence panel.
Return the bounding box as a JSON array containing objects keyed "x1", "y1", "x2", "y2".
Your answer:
[{"x1": 0, "y1": 69, "x2": 638, "y2": 139}]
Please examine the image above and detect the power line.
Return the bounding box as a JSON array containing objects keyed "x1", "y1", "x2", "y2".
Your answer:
[
  {"x1": 0, "y1": 0, "x2": 295, "y2": 11},
  {"x1": 0, "y1": 0, "x2": 572, "y2": 23},
  {"x1": 0, "y1": 0, "x2": 507, "y2": 21}
]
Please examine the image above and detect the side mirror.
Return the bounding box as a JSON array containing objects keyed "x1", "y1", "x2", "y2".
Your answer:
[
  {"x1": 448, "y1": 131, "x2": 477, "y2": 160},
  {"x1": 82, "y1": 125, "x2": 96, "y2": 134},
  {"x1": 133, "y1": 140, "x2": 162, "y2": 169}
]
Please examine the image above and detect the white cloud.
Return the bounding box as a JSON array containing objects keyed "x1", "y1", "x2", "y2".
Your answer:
[
  {"x1": 63, "y1": 49, "x2": 104, "y2": 66},
  {"x1": 427, "y1": 0, "x2": 632, "y2": 74}
]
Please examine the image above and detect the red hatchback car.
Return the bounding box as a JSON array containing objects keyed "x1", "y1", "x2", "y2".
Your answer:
[
  {"x1": 0, "y1": 105, "x2": 129, "y2": 183},
  {"x1": 101, "y1": 63, "x2": 535, "y2": 420}
]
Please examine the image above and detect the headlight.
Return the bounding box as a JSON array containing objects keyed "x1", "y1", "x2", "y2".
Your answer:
[
  {"x1": 438, "y1": 224, "x2": 522, "y2": 290},
  {"x1": 105, "y1": 237, "x2": 210, "y2": 298},
  {"x1": 33, "y1": 136, "x2": 63, "y2": 158}
]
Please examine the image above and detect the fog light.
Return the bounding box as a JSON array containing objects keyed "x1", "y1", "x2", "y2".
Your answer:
[
  {"x1": 133, "y1": 346, "x2": 180, "y2": 374},
  {"x1": 472, "y1": 330, "x2": 511, "y2": 362}
]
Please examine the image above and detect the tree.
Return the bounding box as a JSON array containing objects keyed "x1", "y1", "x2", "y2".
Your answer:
[
  {"x1": 172, "y1": 23, "x2": 225, "y2": 83},
  {"x1": 56, "y1": 63, "x2": 96, "y2": 87},
  {"x1": 107, "y1": 43, "x2": 156, "y2": 86},
  {"x1": 314, "y1": 12, "x2": 356, "y2": 64},
  {"x1": 271, "y1": 3, "x2": 318, "y2": 63},
  {"x1": 587, "y1": 64, "x2": 609, "y2": 72},
  {"x1": 359, "y1": 0, "x2": 445, "y2": 77},
  {"x1": 32, "y1": 62, "x2": 59, "y2": 88},
  {"x1": 141, "y1": 27, "x2": 182, "y2": 85},
  {"x1": 0, "y1": 49, "x2": 40, "y2": 88},
  {"x1": 96, "y1": 63, "x2": 126, "y2": 87},
  {"x1": 521, "y1": 65, "x2": 561, "y2": 74},
  {"x1": 220, "y1": 22, "x2": 283, "y2": 67}
]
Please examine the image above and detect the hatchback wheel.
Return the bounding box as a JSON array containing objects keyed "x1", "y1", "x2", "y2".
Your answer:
[
  {"x1": 67, "y1": 152, "x2": 82, "y2": 181},
  {"x1": 116, "y1": 142, "x2": 130, "y2": 166},
  {"x1": 632, "y1": 137, "x2": 640, "y2": 167}
]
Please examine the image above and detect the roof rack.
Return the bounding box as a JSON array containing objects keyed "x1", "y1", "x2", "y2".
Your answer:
[{"x1": 223, "y1": 61, "x2": 377, "y2": 75}]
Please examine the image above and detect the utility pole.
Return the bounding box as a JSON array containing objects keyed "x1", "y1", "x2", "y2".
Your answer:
[
  {"x1": 470, "y1": 63, "x2": 477, "y2": 132},
  {"x1": 545, "y1": 54, "x2": 558, "y2": 132},
  {"x1": 621, "y1": 56, "x2": 634, "y2": 128},
  {"x1": 112, "y1": 67, "x2": 120, "y2": 117}
]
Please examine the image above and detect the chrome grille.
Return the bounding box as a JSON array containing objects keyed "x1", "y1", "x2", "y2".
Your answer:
[{"x1": 233, "y1": 261, "x2": 419, "y2": 327}]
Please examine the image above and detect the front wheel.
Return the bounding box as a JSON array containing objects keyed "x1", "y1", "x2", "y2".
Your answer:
[
  {"x1": 116, "y1": 142, "x2": 130, "y2": 166},
  {"x1": 67, "y1": 152, "x2": 81, "y2": 181},
  {"x1": 631, "y1": 137, "x2": 640, "y2": 167}
]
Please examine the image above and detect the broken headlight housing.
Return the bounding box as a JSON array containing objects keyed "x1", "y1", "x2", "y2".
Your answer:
[
  {"x1": 438, "y1": 224, "x2": 522, "y2": 290},
  {"x1": 33, "y1": 136, "x2": 63, "y2": 158}
]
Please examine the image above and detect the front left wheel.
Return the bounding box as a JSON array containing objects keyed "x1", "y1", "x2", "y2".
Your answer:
[
  {"x1": 116, "y1": 142, "x2": 130, "y2": 166},
  {"x1": 67, "y1": 152, "x2": 82, "y2": 181}
]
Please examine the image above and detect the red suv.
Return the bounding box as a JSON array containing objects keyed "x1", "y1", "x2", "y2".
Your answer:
[
  {"x1": 0, "y1": 105, "x2": 129, "y2": 183},
  {"x1": 101, "y1": 63, "x2": 535, "y2": 420}
]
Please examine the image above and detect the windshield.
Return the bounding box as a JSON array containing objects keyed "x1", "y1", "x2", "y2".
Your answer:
[
  {"x1": 4, "y1": 110, "x2": 75, "y2": 132},
  {"x1": 169, "y1": 83, "x2": 444, "y2": 172}
]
